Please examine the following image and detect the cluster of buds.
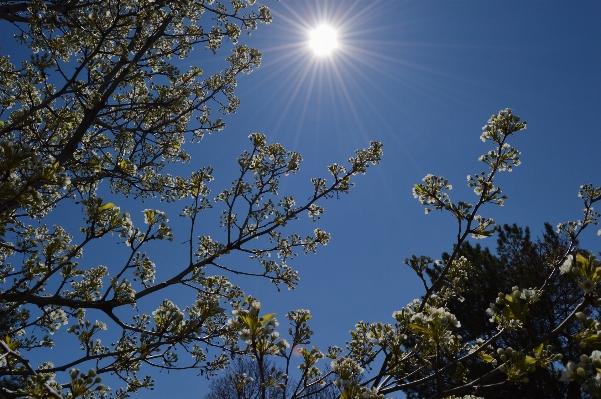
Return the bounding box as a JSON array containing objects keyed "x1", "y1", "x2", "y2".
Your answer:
[
  {"x1": 493, "y1": 343, "x2": 562, "y2": 384},
  {"x1": 559, "y1": 351, "x2": 601, "y2": 397},
  {"x1": 331, "y1": 358, "x2": 384, "y2": 399},
  {"x1": 229, "y1": 297, "x2": 290, "y2": 355},
  {"x1": 486, "y1": 287, "x2": 540, "y2": 329},
  {"x1": 496, "y1": 347, "x2": 536, "y2": 383},
  {"x1": 331, "y1": 379, "x2": 384, "y2": 399},
  {"x1": 559, "y1": 253, "x2": 601, "y2": 294},
  {"x1": 66, "y1": 368, "x2": 106, "y2": 397},
  {"x1": 479, "y1": 108, "x2": 526, "y2": 144},
  {"x1": 573, "y1": 312, "x2": 601, "y2": 348},
  {"x1": 228, "y1": 372, "x2": 255, "y2": 393},
  {"x1": 152, "y1": 300, "x2": 187, "y2": 334},
  {"x1": 410, "y1": 306, "x2": 461, "y2": 330},
  {"x1": 412, "y1": 174, "x2": 452, "y2": 214}
]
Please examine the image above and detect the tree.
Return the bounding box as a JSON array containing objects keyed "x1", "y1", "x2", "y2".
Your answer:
[
  {"x1": 0, "y1": 1, "x2": 383, "y2": 398},
  {"x1": 0, "y1": 302, "x2": 27, "y2": 394},
  {"x1": 332, "y1": 110, "x2": 600, "y2": 398},
  {"x1": 204, "y1": 357, "x2": 338, "y2": 399},
  {"x1": 2, "y1": 3, "x2": 601, "y2": 399},
  {"x1": 222, "y1": 109, "x2": 601, "y2": 399},
  {"x1": 204, "y1": 357, "x2": 285, "y2": 399},
  {"x1": 402, "y1": 223, "x2": 586, "y2": 399}
]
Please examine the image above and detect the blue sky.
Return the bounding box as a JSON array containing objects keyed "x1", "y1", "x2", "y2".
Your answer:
[
  {"x1": 4, "y1": 1, "x2": 600, "y2": 397},
  {"x1": 145, "y1": 1, "x2": 601, "y2": 396},
  {"x1": 132, "y1": 1, "x2": 601, "y2": 397}
]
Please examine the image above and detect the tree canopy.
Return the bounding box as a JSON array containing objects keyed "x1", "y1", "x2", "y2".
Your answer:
[
  {"x1": 218, "y1": 109, "x2": 601, "y2": 399},
  {"x1": 1, "y1": 2, "x2": 601, "y2": 399},
  {"x1": 402, "y1": 223, "x2": 587, "y2": 399},
  {"x1": 0, "y1": 1, "x2": 382, "y2": 397}
]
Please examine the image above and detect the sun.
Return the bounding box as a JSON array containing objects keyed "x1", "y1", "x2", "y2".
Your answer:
[{"x1": 309, "y1": 25, "x2": 338, "y2": 56}]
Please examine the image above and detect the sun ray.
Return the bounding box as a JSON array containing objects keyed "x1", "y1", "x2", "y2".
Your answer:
[
  {"x1": 240, "y1": 0, "x2": 480, "y2": 157},
  {"x1": 309, "y1": 25, "x2": 338, "y2": 56}
]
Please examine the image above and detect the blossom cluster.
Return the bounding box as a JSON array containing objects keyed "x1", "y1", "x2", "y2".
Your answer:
[
  {"x1": 410, "y1": 306, "x2": 461, "y2": 329},
  {"x1": 229, "y1": 298, "x2": 290, "y2": 356},
  {"x1": 486, "y1": 286, "x2": 540, "y2": 329},
  {"x1": 331, "y1": 358, "x2": 385, "y2": 399},
  {"x1": 559, "y1": 253, "x2": 601, "y2": 294},
  {"x1": 559, "y1": 350, "x2": 601, "y2": 397}
]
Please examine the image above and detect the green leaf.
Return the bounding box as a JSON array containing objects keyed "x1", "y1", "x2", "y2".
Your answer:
[
  {"x1": 501, "y1": 307, "x2": 513, "y2": 319},
  {"x1": 480, "y1": 353, "x2": 495, "y2": 363},
  {"x1": 533, "y1": 342, "x2": 544, "y2": 356},
  {"x1": 409, "y1": 323, "x2": 430, "y2": 334},
  {"x1": 522, "y1": 356, "x2": 537, "y2": 368},
  {"x1": 239, "y1": 314, "x2": 254, "y2": 327},
  {"x1": 259, "y1": 313, "x2": 276, "y2": 325},
  {"x1": 98, "y1": 203, "x2": 115, "y2": 212}
]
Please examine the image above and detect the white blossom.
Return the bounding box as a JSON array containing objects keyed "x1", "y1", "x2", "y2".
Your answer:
[{"x1": 559, "y1": 255, "x2": 573, "y2": 274}]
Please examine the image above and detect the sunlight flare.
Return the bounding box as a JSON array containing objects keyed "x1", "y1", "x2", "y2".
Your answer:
[{"x1": 309, "y1": 25, "x2": 338, "y2": 55}]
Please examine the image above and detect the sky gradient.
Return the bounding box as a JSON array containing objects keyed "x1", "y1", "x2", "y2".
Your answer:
[
  {"x1": 153, "y1": 1, "x2": 601, "y2": 396},
  {"x1": 4, "y1": 1, "x2": 600, "y2": 397}
]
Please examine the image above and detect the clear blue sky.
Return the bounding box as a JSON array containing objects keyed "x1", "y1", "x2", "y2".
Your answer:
[
  {"x1": 6, "y1": 1, "x2": 601, "y2": 397},
  {"x1": 149, "y1": 1, "x2": 601, "y2": 396}
]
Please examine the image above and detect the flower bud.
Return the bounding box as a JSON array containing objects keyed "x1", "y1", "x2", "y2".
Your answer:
[{"x1": 577, "y1": 367, "x2": 588, "y2": 378}]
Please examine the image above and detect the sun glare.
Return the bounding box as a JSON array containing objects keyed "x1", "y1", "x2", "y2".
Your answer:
[
  {"x1": 257, "y1": 0, "x2": 390, "y2": 139},
  {"x1": 309, "y1": 25, "x2": 338, "y2": 56}
]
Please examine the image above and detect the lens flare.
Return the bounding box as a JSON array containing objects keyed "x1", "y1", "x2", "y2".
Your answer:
[{"x1": 309, "y1": 25, "x2": 338, "y2": 55}]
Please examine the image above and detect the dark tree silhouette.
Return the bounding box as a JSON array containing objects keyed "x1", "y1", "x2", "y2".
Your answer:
[
  {"x1": 403, "y1": 223, "x2": 587, "y2": 399},
  {"x1": 204, "y1": 357, "x2": 338, "y2": 399}
]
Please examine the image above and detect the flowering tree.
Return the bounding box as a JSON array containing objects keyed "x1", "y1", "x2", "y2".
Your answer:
[
  {"x1": 226, "y1": 109, "x2": 601, "y2": 399},
  {"x1": 2, "y1": 2, "x2": 600, "y2": 399},
  {"x1": 0, "y1": 1, "x2": 382, "y2": 398},
  {"x1": 404, "y1": 223, "x2": 587, "y2": 399}
]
